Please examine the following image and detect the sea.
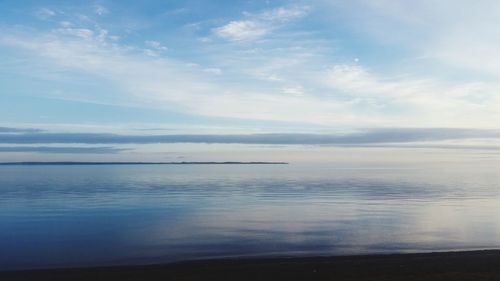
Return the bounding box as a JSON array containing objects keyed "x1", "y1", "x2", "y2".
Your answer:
[{"x1": 1, "y1": 162, "x2": 500, "y2": 270}]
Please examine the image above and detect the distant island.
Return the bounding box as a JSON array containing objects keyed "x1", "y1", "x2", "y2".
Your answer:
[{"x1": 0, "y1": 161, "x2": 288, "y2": 165}]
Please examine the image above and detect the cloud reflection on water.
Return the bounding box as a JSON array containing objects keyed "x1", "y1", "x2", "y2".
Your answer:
[{"x1": 1, "y1": 163, "x2": 500, "y2": 269}]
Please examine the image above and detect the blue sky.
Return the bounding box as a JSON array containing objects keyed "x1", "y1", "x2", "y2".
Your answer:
[{"x1": 2, "y1": 0, "x2": 500, "y2": 161}]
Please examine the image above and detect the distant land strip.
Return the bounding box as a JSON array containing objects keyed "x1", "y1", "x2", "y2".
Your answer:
[{"x1": 0, "y1": 161, "x2": 288, "y2": 165}]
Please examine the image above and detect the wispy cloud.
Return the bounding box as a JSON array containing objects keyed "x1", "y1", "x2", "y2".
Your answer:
[
  {"x1": 213, "y1": 6, "x2": 309, "y2": 41},
  {"x1": 3, "y1": 1, "x2": 500, "y2": 134},
  {"x1": 321, "y1": 0, "x2": 500, "y2": 78},
  {"x1": 35, "y1": 8, "x2": 56, "y2": 20},
  {"x1": 3, "y1": 22, "x2": 500, "y2": 128},
  {"x1": 215, "y1": 20, "x2": 268, "y2": 41},
  {"x1": 145, "y1": 40, "x2": 167, "y2": 51},
  {"x1": 94, "y1": 4, "x2": 108, "y2": 16},
  {"x1": 0, "y1": 25, "x2": 350, "y2": 125},
  {"x1": 324, "y1": 64, "x2": 500, "y2": 127},
  {"x1": 143, "y1": 40, "x2": 168, "y2": 56},
  {"x1": 56, "y1": 27, "x2": 94, "y2": 39}
]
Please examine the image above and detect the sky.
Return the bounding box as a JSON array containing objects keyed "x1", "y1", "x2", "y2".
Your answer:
[{"x1": 2, "y1": 0, "x2": 500, "y2": 162}]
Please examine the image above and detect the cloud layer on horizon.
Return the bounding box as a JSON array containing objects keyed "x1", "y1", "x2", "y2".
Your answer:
[
  {"x1": 2, "y1": 127, "x2": 500, "y2": 146},
  {"x1": 0, "y1": 146, "x2": 126, "y2": 154},
  {"x1": 0, "y1": 127, "x2": 43, "y2": 133}
]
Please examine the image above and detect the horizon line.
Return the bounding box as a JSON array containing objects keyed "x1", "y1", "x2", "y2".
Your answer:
[{"x1": 0, "y1": 161, "x2": 289, "y2": 165}]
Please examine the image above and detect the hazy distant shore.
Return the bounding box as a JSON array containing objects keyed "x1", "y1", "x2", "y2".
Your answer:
[
  {"x1": 0, "y1": 161, "x2": 288, "y2": 165},
  {"x1": 2, "y1": 250, "x2": 500, "y2": 281}
]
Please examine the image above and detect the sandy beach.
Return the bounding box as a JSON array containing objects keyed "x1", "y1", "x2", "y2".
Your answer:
[{"x1": 2, "y1": 250, "x2": 500, "y2": 281}]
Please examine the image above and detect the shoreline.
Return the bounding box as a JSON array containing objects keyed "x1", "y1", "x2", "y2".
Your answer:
[{"x1": 3, "y1": 250, "x2": 500, "y2": 281}]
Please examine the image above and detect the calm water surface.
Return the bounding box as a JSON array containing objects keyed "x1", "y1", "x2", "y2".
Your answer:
[{"x1": 1, "y1": 163, "x2": 500, "y2": 270}]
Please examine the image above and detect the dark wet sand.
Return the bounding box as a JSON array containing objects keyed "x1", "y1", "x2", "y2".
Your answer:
[{"x1": 2, "y1": 250, "x2": 500, "y2": 281}]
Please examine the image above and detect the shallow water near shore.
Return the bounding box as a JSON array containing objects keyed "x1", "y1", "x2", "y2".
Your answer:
[{"x1": 2, "y1": 162, "x2": 500, "y2": 270}]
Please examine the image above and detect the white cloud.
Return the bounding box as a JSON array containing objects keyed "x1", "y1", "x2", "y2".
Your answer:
[
  {"x1": 282, "y1": 86, "x2": 304, "y2": 97},
  {"x1": 145, "y1": 40, "x2": 168, "y2": 51},
  {"x1": 214, "y1": 20, "x2": 269, "y2": 41},
  {"x1": 60, "y1": 21, "x2": 72, "y2": 27},
  {"x1": 203, "y1": 68, "x2": 222, "y2": 75},
  {"x1": 36, "y1": 8, "x2": 56, "y2": 20},
  {"x1": 143, "y1": 49, "x2": 158, "y2": 57},
  {"x1": 259, "y1": 6, "x2": 309, "y2": 22},
  {"x1": 197, "y1": 37, "x2": 211, "y2": 43},
  {"x1": 56, "y1": 28, "x2": 94, "y2": 39},
  {"x1": 213, "y1": 5, "x2": 309, "y2": 41},
  {"x1": 94, "y1": 5, "x2": 108, "y2": 16}
]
